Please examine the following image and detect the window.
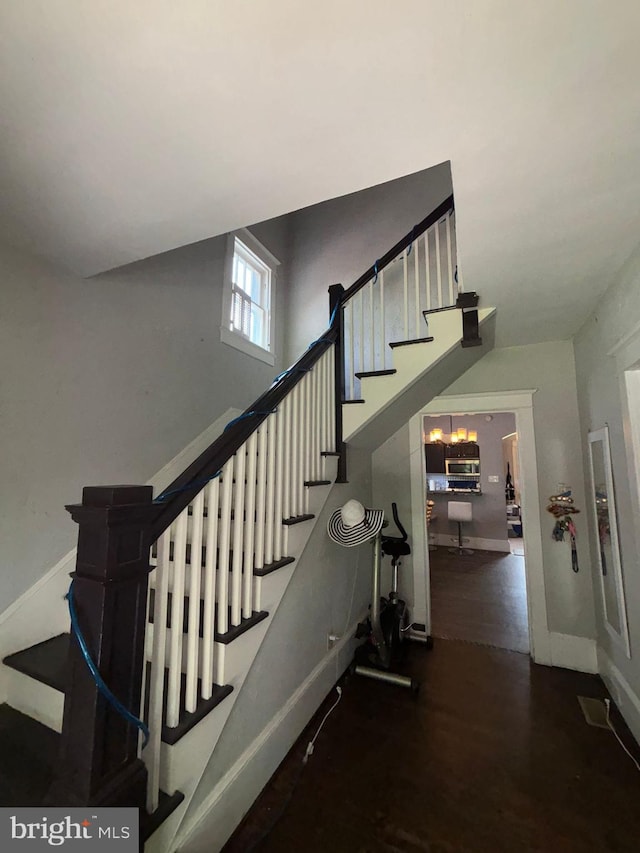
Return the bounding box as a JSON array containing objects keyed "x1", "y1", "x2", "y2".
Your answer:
[{"x1": 221, "y1": 229, "x2": 279, "y2": 365}]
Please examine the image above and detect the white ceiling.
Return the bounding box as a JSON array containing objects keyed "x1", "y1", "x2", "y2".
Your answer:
[{"x1": 2, "y1": 1, "x2": 639, "y2": 346}]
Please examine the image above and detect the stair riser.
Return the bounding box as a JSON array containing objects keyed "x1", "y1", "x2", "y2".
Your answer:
[{"x1": 4, "y1": 669, "x2": 63, "y2": 733}]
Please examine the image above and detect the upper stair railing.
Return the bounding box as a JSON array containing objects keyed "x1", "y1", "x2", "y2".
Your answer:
[{"x1": 50, "y1": 192, "x2": 467, "y2": 817}]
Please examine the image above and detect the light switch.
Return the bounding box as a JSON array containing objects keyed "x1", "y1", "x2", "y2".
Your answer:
[{"x1": 488, "y1": 475, "x2": 500, "y2": 483}]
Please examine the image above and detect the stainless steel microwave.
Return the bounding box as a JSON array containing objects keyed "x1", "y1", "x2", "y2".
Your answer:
[{"x1": 445, "y1": 458, "x2": 480, "y2": 476}]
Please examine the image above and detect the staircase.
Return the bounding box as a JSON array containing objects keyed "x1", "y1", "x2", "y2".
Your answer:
[{"x1": 0, "y1": 192, "x2": 495, "y2": 851}]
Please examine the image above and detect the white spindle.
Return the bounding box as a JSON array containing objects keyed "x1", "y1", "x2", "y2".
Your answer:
[
  {"x1": 242, "y1": 433, "x2": 257, "y2": 620},
  {"x1": 166, "y1": 512, "x2": 187, "y2": 728},
  {"x1": 201, "y1": 477, "x2": 219, "y2": 696},
  {"x1": 379, "y1": 269, "x2": 385, "y2": 369},
  {"x1": 282, "y1": 396, "x2": 292, "y2": 523},
  {"x1": 348, "y1": 302, "x2": 355, "y2": 400},
  {"x1": 425, "y1": 228, "x2": 432, "y2": 312},
  {"x1": 231, "y1": 443, "x2": 246, "y2": 626},
  {"x1": 290, "y1": 384, "x2": 301, "y2": 518},
  {"x1": 273, "y1": 408, "x2": 285, "y2": 560},
  {"x1": 185, "y1": 491, "x2": 204, "y2": 713},
  {"x1": 254, "y1": 425, "x2": 267, "y2": 571},
  {"x1": 414, "y1": 238, "x2": 420, "y2": 338},
  {"x1": 403, "y1": 249, "x2": 409, "y2": 339},
  {"x1": 265, "y1": 412, "x2": 277, "y2": 561},
  {"x1": 368, "y1": 281, "x2": 374, "y2": 372},
  {"x1": 296, "y1": 380, "x2": 306, "y2": 514},
  {"x1": 313, "y1": 361, "x2": 322, "y2": 480},
  {"x1": 329, "y1": 344, "x2": 336, "y2": 452},
  {"x1": 357, "y1": 289, "x2": 364, "y2": 378},
  {"x1": 446, "y1": 212, "x2": 454, "y2": 306},
  {"x1": 217, "y1": 456, "x2": 234, "y2": 635},
  {"x1": 435, "y1": 219, "x2": 443, "y2": 308},
  {"x1": 146, "y1": 527, "x2": 171, "y2": 813}
]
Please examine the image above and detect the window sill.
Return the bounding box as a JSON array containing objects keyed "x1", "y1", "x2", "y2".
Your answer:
[{"x1": 220, "y1": 326, "x2": 275, "y2": 366}]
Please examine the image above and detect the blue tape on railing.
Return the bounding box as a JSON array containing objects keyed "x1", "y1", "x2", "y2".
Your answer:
[
  {"x1": 224, "y1": 409, "x2": 277, "y2": 431},
  {"x1": 65, "y1": 580, "x2": 150, "y2": 748},
  {"x1": 406, "y1": 227, "x2": 416, "y2": 257},
  {"x1": 372, "y1": 261, "x2": 379, "y2": 285}
]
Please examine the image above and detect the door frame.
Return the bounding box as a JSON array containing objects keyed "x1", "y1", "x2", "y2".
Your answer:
[{"x1": 408, "y1": 389, "x2": 552, "y2": 664}]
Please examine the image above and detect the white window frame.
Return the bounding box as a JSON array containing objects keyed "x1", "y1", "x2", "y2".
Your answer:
[{"x1": 220, "y1": 228, "x2": 279, "y2": 366}]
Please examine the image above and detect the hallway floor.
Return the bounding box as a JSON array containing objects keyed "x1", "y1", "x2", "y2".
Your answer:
[
  {"x1": 429, "y1": 548, "x2": 529, "y2": 653},
  {"x1": 223, "y1": 641, "x2": 640, "y2": 853}
]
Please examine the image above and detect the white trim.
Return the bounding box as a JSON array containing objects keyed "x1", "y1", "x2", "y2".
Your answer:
[
  {"x1": 410, "y1": 390, "x2": 553, "y2": 664},
  {"x1": 174, "y1": 619, "x2": 362, "y2": 853},
  {"x1": 220, "y1": 228, "x2": 279, "y2": 366},
  {"x1": 431, "y1": 533, "x2": 511, "y2": 552},
  {"x1": 598, "y1": 646, "x2": 640, "y2": 748},
  {"x1": 586, "y1": 426, "x2": 631, "y2": 657},
  {"x1": 548, "y1": 632, "x2": 597, "y2": 673}
]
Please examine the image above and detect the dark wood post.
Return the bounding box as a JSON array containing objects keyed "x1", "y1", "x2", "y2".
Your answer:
[
  {"x1": 328, "y1": 283, "x2": 347, "y2": 483},
  {"x1": 456, "y1": 291, "x2": 482, "y2": 347},
  {"x1": 46, "y1": 485, "x2": 156, "y2": 808}
]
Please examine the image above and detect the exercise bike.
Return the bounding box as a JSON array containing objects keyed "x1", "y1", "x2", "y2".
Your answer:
[{"x1": 354, "y1": 503, "x2": 419, "y2": 692}]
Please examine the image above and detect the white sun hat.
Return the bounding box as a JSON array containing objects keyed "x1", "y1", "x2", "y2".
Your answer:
[{"x1": 327, "y1": 499, "x2": 385, "y2": 547}]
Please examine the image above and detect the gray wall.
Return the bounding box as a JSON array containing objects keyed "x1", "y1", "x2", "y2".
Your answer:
[
  {"x1": 371, "y1": 341, "x2": 596, "y2": 639},
  {"x1": 284, "y1": 162, "x2": 453, "y2": 362},
  {"x1": 573, "y1": 238, "x2": 640, "y2": 696},
  {"x1": 0, "y1": 218, "x2": 289, "y2": 614},
  {"x1": 425, "y1": 412, "x2": 516, "y2": 544}
]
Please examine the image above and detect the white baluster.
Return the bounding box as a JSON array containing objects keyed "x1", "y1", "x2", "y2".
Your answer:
[
  {"x1": 201, "y1": 476, "x2": 219, "y2": 697},
  {"x1": 146, "y1": 527, "x2": 171, "y2": 813},
  {"x1": 435, "y1": 218, "x2": 443, "y2": 308},
  {"x1": 166, "y1": 512, "x2": 187, "y2": 728},
  {"x1": 357, "y1": 288, "x2": 364, "y2": 380},
  {"x1": 274, "y1": 407, "x2": 285, "y2": 560},
  {"x1": 254, "y1": 425, "x2": 267, "y2": 571},
  {"x1": 379, "y1": 269, "x2": 385, "y2": 369},
  {"x1": 348, "y1": 300, "x2": 355, "y2": 400},
  {"x1": 425, "y1": 228, "x2": 432, "y2": 313},
  {"x1": 243, "y1": 431, "x2": 257, "y2": 618},
  {"x1": 368, "y1": 281, "x2": 374, "y2": 372},
  {"x1": 265, "y1": 411, "x2": 277, "y2": 560},
  {"x1": 290, "y1": 384, "x2": 301, "y2": 519},
  {"x1": 282, "y1": 396, "x2": 292, "y2": 524},
  {"x1": 403, "y1": 249, "x2": 409, "y2": 340},
  {"x1": 313, "y1": 361, "x2": 322, "y2": 481},
  {"x1": 185, "y1": 490, "x2": 204, "y2": 713},
  {"x1": 446, "y1": 211, "x2": 454, "y2": 306},
  {"x1": 231, "y1": 444, "x2": 246, "y2": 627},
  {"x1": 329, "y1": 344, "x2": 336, "y2": 452},
  {"x1": 414, "y1": 237, "x2": 420, "y2": 338},
  {"x1": 217, "y1": 456, "x2": 234, "y2": 635}
]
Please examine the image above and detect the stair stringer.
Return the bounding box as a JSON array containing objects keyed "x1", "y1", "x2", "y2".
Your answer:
[
  {"x1": 144, "y1": 462, "x2": 345, "y2": 853},
  {"x1": 344, "y1": 307, "x2": 496, "y2": 450}
]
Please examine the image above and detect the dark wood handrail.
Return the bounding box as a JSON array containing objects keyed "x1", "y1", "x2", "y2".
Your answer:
[
  {"x1": 340, "y1": 194, "x2": 454, "y2": 305},
  {"x1": 150, "y1": 328, "x2": 337, "y2": 541}
]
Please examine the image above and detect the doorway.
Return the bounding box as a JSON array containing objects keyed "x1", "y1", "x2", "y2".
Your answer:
[
  {"x1": 424, "y1": 411, "x2": 529, "y2": 653},
  {"x1": 408, "y1": 390, "x2": 551, "y2": 664}
]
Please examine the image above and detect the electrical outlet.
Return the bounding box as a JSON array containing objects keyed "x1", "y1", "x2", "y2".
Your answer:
[
  {"x1": 327, "y1": 633, "x2": 340, "y2": 650},
  {"x1": 488, "y1": 475, "x2": 500, "y2": 483}
]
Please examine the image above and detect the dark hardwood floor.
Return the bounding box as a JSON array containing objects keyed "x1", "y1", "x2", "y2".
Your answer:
[
  {"x1": 429, "y1": 548, "x2": 529, "y2": 653},
  {"x1": 224, "y1": 640, "x2": 640, "y2": 852}
]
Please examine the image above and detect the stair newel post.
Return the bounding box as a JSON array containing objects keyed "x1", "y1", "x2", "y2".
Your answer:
[
  {"x1": 456, "y1": 291, "x2": 482, "y2": 347},
  {"x1": 46, "y1": 485, "x2": 156, "y2": 808},
  {"x1": 329, "y1": 283, "x2": 347, "y2": 483}
]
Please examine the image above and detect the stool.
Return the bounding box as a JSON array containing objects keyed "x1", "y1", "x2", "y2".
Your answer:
[{"x1": 448, "y1": 501, "x2": 473, "y2": 555}]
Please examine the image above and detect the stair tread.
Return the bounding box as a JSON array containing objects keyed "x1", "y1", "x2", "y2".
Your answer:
[
  {"x1": 354, "y1": 369, "x2": 397, "y2": 379},
  {"x1": 389, "y1": 336, "x2": 434, "y2": 348},
  {"x1": 342, "y1": 399, "x2": 365, "y2": 404},
  {"x1": 3, "y1": 633, "x2": 69, "y2": 694},
  {"x1": 0, "y1": 703, "x2": 59, "y2": 806},
  {"x1": 253, "y1": 556, "x2": 296, "y2": 577},
  {"x1": 282, "y1": 513, "x2": 314, "y2": 526},
  {"x1": 422, "y1": 304, "x2": 458, "y2": 316},
  {"x1": 304, "y1": 479, "x2": 332, "y2": 487}
]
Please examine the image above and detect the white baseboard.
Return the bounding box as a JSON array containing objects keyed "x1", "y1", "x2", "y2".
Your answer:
[
  {"x1": 0, "y1": 408, "x2": 240, "y2": 699},
  {"x1": 548, "y1": 632, "x2": 598, "y2": 673},
  {"x1": 431, "y1": 533, "x2": 510, "y2": 552},
  {"x1": 176, "y1": 619, "x2": 362, "y2": 853},
  {"x1": 598, "y1": 646, "x2": 640, "y2": 747}
]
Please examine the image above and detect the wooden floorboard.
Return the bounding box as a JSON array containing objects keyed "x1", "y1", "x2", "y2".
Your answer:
[
  {"x1": 429, "y1": 548, "x2": 529, "y2": 653},
  {"x1": 223, "y1": 640, "x2": 640, "y2": 853}
]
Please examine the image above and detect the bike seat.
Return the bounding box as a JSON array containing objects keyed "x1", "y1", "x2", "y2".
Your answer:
[{"x1": 381, "y1": 538, "x2": 411, "y2": 558}]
